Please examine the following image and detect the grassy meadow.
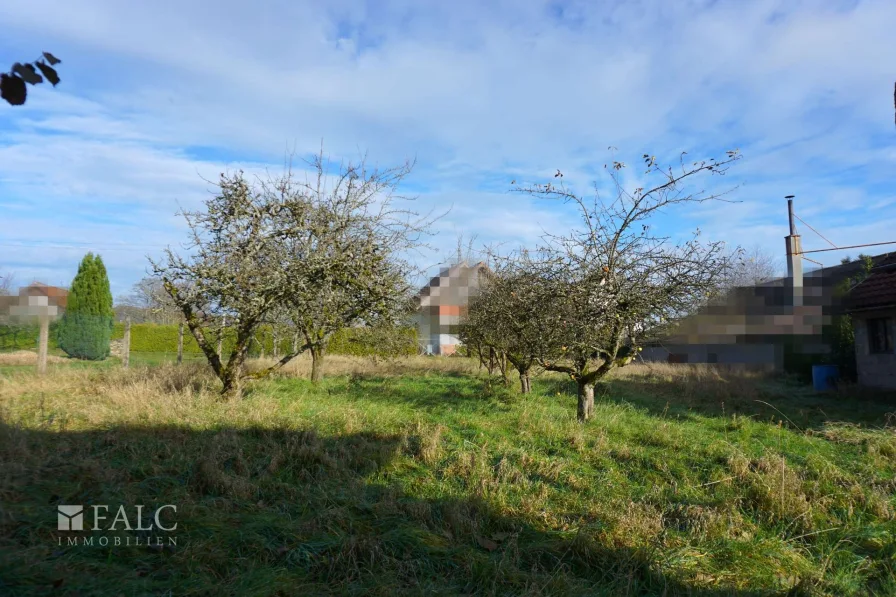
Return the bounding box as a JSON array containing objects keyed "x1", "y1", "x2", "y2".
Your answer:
[{"x1": 1, "y1": 352, "x2": 895, "y2": 596}]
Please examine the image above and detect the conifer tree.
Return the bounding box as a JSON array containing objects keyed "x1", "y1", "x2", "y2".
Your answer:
[{"x1": 57, "y1": 253, "x2": 114, "y2": 360}]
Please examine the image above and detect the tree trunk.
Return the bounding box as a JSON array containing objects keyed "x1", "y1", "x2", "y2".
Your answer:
[
  {"x1": 220, "y1": 348, "x2": 248, "y2": 400},
  {"x1": 37, "y1": 314, "x2": 48, "y2": 376},
  {"x1": 519, "y1": 370, "x2": 531, "y2": 394},
  {"x1": 500, "y1": 353, "x2": 511, "y2": 386},
  {"x1": 577, "y1": 381, "x2": 594, "y2": 422},
  {"x1": 310, "y1": 344, "x2": 325, "y2": 383},
  {"x1": 221, "y1": 368, "x2": 242, "y2": 400}
]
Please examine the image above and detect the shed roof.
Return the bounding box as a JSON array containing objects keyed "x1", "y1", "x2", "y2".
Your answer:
[{"x1": 845, "y1": 253, "x2": 896, "y2": 312}]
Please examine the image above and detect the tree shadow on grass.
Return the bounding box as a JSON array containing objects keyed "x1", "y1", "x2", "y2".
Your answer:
[
  {"x1": 330, "y1": 373, "x2": 513, "y2": 414},
  {"x1": 537, "y1": 372, "x2": 896, "y2": 431},
  {"x1": 0, "y1": 421, "x2": 794, "y2": 596},
  {"x1": 307, "y1": 366, "x2": 896, "y2": 437},
  {"x1": 314, "y1": 365, "x2": 896, "y2": 436}
]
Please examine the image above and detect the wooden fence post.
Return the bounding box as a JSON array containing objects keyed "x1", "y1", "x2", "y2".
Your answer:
[
  {"x1": 122, "y1": 317, "x2": 131, "y2": 368},
  {"x1": 37, "y1": 314, "x2": 48, "y2": 376},
  {"x1": 177, "y1": 322, "x2": 184, "y2": 364}
]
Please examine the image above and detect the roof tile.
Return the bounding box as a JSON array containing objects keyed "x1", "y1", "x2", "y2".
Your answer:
[{"x1": 846, "y1": 253, "x2": 896, "y2": 311}]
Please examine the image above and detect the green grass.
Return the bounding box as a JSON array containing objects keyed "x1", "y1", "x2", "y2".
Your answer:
[{"x1": 1, "y1": 360, "x2": 894, "y2": 595}]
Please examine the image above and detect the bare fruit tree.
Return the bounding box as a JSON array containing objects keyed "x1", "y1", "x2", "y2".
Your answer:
[
  {"x1": 151, "y1": 173, "x2": 306, "y2": 398},
  {"x1": 115, "y1": 276, "x2": 183, "y2": 324},
  {"x1": 721, "y1": 244, "x2": 782, "y2": 290},
  {"x1": 152, "y1": 152, "x2": 433, "y2": 398},
  {"x1": 459, "y1": 250, "x2": 554, "y2": 393},
  {"x1": 0, "y1": 271, "x2": 14, "y2": 296},
  {"x1": 0, "y1": 271, "x2": 15, "y2": 329},
  {"x1": 277, "y1": 153, "x2": 430, "y2": 383},
  {"x1": 514, "y1": 150, "x2": 743, "y2": 421}
]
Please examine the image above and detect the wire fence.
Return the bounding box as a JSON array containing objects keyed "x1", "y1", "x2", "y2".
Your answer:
[{"x1": 0, "y1": 314, "x2": 419, "y2": 374}]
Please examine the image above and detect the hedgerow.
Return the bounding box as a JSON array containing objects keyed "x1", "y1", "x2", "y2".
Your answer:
[{"x1": 110, "y1": 323, "x2": 417, "y2": 358}]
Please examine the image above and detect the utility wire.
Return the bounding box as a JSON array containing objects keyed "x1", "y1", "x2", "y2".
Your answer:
[
  {"x1": 801, "y1": 241, "x2": 896, "y2": 255},
  {"x1": 792, "y1": 213, "x2": 838, "y2": 249},
  {"x1": 800, "y1": 254, "x2": 823, "y2": 267},
  {"x1": 789, "y1": 215, "x2": 896, "y2": 257}
]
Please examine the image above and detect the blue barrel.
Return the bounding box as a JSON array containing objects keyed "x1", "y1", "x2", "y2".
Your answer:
[{"x1": 812, "y1": 365, "x2": 839, "y2": 391}]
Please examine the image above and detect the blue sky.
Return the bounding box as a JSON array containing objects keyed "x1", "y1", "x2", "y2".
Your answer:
[{"x1": 1, "y1": 0, "x2": 895, "y2": 298}]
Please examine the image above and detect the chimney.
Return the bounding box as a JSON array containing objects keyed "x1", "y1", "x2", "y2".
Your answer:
[{"x1": 784, "y1": 197, "x2": 803, "y2": 307}]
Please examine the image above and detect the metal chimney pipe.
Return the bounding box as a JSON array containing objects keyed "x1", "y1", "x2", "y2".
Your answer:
[
  {"x1": 786, "y1": 196, "x2": 796, "y2": 236},
  {"x1": 784, "y1": 195, "x2": 802, "y2": 307}
]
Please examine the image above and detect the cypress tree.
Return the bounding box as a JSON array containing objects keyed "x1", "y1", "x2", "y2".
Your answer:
[{"x1": 57, "y1": 253, "x2": 114, "y2": 360}]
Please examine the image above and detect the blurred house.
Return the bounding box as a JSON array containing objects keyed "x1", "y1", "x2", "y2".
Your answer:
[
  {"x1": 845, "y1": 254, "x2": 896, "y2": 389},
  {"x1": 0, "y1": 282, "x2": 68, "y2": 321},
  {"x1": 640, "y1": 227, "x2": 893, "y2": 373},
  {"x1": 414, "y1": 261, "x2": 487, "y2": 355}
]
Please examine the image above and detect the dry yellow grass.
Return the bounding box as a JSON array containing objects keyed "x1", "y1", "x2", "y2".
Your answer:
[
  {"x1": 244, "y1": 352, "x2": 481, "y2": 379},
  {"x1": 611, "y1": 361, "x2": 768, "y2": 400},
  {"x1": 0, "y1": 350, "x2": 66, "y2": 366},
  {"x1": 0, "y1": 354, "x2": 483, "y2": 432}
]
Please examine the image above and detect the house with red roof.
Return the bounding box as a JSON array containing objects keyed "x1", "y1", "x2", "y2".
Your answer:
[{"x1": 0, "y1": 282, "x2": 69, "y2": 321}]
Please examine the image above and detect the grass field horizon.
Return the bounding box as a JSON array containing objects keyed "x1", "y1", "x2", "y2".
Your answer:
[{"x1": 1, "y1": 355, "x2": 895, "y2": 595}]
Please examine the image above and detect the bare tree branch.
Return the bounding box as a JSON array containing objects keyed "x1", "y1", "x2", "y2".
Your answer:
[
  {"x1": 492, "y1": 148, "x2": 744, "y2": 421},
  {"x1": 151, "y1": 148, "x2": 436, "y2": 396}
]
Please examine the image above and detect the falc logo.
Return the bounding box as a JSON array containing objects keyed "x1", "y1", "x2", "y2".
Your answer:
[{"x1": 57, "y1": 504, "x2": 177, "y2": 532}]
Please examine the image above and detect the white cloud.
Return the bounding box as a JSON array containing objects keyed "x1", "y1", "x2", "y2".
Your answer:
[{"x1": 2, "y1": 0, "x2": 896, "y2": 293}]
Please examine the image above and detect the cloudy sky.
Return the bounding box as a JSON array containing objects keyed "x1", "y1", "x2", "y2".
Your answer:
[{"x1": 1, "y1": 0, "x2": 894, "y2": 298}]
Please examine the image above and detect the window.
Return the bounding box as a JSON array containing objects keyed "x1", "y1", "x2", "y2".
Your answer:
[{"x1": 867, "y1": 318, "x2": 893, "y2": 354}]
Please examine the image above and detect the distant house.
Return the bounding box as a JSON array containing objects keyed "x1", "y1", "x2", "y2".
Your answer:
[
  {"x1": 640, "y1": 247, "x2": 895, "y2": 373},
  {"x1": 414, "y1": 261, "x2": 487, "y2": 355},
  {"x1": 844, "y1": 254, "x2": 896, "y2": 389},
  {"x1": 0, "y1": 282, "x2": 68, "y2": 321},
  {"x1": 20, "y1": 282, "x2": 68, "y2": 309}
]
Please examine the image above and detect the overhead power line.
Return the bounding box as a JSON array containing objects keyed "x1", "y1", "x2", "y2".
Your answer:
[
  {"x1": 788, "y1": 210, "x2": 896, "y2": 257},
  {"x1": 800, "y1": 254, "x2": 823, "y2": 267},
  {"x1": 800, "y1": 241, "x2": 896, "y2": 255},
  {"x1": 792, "y1": 213, "x2": 838, "y2": 249}
]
